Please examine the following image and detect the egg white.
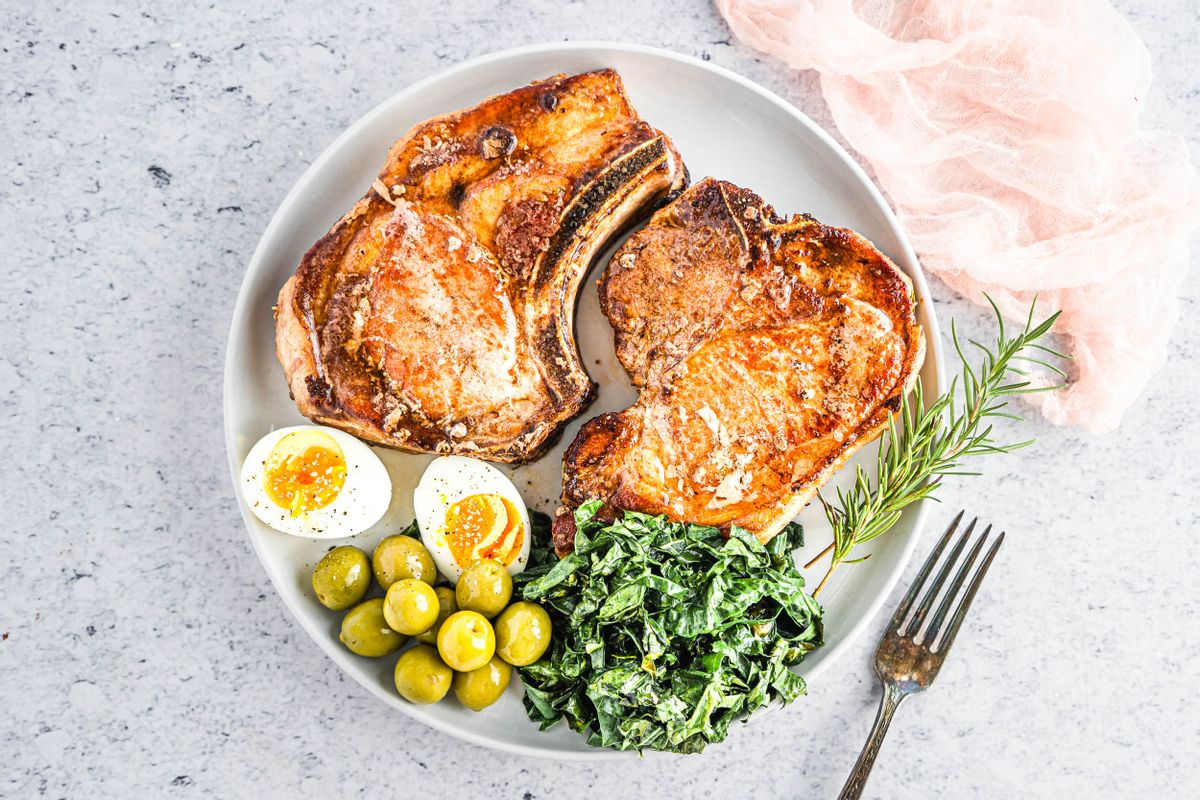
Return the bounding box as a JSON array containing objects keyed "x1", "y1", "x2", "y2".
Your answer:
[
  {"x1": 240, "y1": 425, "x2": 391, "y2": 539},
  {"x1": 413, "y1": 455, "x2": 532, "y2": 583}
]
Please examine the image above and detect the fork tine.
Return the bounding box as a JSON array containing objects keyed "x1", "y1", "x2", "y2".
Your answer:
[
  {"x1": 887, "y1": 510, "x2": 963, "y2": 633},
  {"x1": 905, "y1": 516, "x2": 977, "y2": 636},
  {"x1": 923, "y1": 525, "x2": 991, "y2": 644},
  {"x1": 934, "y1": 531, "x2": 1005, "y2": 654}
]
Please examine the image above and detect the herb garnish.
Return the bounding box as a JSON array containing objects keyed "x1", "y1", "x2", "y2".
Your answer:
[
  {"x1": 515, "y1": 502, "x2": 823, "y2": 754},
  {"x1": 807, "y1": 298, "x2": 1065, "y2": 594}
]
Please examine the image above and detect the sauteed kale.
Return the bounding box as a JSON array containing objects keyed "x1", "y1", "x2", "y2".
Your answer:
[{"x1": 515, "y1": 502, "x2": 823, "y2": 754}]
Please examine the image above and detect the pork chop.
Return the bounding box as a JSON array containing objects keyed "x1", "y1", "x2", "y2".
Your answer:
[
  {"x1": 275, "y1": 70, "x2": 686, "y2": 462},
  {"x1": 556, "y1": 178, "x2": 924, "y2": 553}
]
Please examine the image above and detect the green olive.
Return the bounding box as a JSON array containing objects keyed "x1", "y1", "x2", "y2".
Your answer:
[
  {"x1": 311, "y1": 546, "x2": 372, "y2": 610},
  {"x1": 415, "y1": 586, "x2": 458, "y2": 645},
  {"x1": 339, "y1": 598, "x2": 406, "y2": 657},
  {"x1": 383, "y1": 579, "x2": 440, "y2": 636},
  {"x1": 372, "y1": 535, "x2": 436, "y2": 590},
  {"x1": 393, "y1": 644, "x2": 453, "y2": 704},
  {"x1": 494, "y1": 601, "x2": 553, "y2": 666},
  {"x1": 436, "y1": 610, "x2": 495, "y2": 671},
  {"x1": 455, "y1": 559, "x2": 513, "y2": 618},
  {"x1": 452, "y1": 655, "x2": 511, "y2": 711}
]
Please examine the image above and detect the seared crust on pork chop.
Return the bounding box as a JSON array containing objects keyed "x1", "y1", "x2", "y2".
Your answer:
[
  {"x1": 275, "y1": 70, "x2": 686, "y2": 462},
  {"x1": 557, "y1": 178, "x2": 924, "y2": 551}
]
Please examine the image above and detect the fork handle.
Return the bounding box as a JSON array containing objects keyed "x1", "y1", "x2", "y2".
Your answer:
[{"x1": 838, "y1": 682, "x2": 908, "y2": 800}]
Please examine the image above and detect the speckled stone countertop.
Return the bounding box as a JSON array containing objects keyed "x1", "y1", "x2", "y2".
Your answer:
[{"x1": 3, "y1": 1, "x2": 1198, "y2": 797}]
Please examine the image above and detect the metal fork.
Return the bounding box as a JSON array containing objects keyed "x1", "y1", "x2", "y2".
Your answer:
[{"x1": 838, "y1": 512, "x2": 1005, "y2": 800}]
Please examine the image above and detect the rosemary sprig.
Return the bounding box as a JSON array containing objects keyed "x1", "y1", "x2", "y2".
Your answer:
[{"x1": 808, "y1": 296, "x2": 1066, "y2": 597}]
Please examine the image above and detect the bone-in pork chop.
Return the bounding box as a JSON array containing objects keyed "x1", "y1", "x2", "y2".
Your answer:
[
  {"x1": 275, "y1": 70, "x2": 686, "y2": 462},
  {"x1": 556, "y1": 178, "x2": 924, "y2": 553}
]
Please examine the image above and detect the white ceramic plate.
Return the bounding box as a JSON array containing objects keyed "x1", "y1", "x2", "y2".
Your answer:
[{"x1": 224, "y1": 42, "x2": 944, "y2": 760}]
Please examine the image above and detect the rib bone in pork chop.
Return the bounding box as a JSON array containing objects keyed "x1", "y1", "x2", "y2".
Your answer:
[
  {"x1": 556, "y1": 178, "x2": 924, "y2": 553},
  {"x1": 275, "y1": 70, "x2": 686, "y2": 462}
]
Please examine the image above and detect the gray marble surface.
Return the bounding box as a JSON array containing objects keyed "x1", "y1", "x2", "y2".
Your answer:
[{"x1": 3, "y1": 0, "x2": 1198, "y2": 797}]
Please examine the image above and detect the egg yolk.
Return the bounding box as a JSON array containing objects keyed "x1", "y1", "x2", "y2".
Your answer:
[
  {"x1": 444, "y1": 493, "x2": 524, "y2": 566},
  {"x1": 263, "y1": 430, "x2": 347, "y2": 516}
]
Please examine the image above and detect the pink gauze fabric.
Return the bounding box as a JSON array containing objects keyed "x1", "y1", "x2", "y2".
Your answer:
[{"x1": 716, "y1": 0, "x2": 1200, "y2": 432}]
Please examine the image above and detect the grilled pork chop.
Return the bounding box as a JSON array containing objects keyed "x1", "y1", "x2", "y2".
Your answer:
[
  {"x1": 555, "y1": 178, "x2": 924, "y2": 553},
  {"x1": 276, "y1": 70, "x2": 686, "y2": 462}
]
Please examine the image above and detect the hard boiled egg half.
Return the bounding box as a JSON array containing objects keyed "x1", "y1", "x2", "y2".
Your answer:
[
  {"x1": 414, "y1": 456, "x2": 531, "y2": 583},
  {"x1": 240, "y1": 425, "x2": 391, "y2": 538}
]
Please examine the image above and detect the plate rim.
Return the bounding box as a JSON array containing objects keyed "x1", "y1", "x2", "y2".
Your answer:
[{"x1": 223, "y1": 40, "x2": 945, "y2": 761}]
